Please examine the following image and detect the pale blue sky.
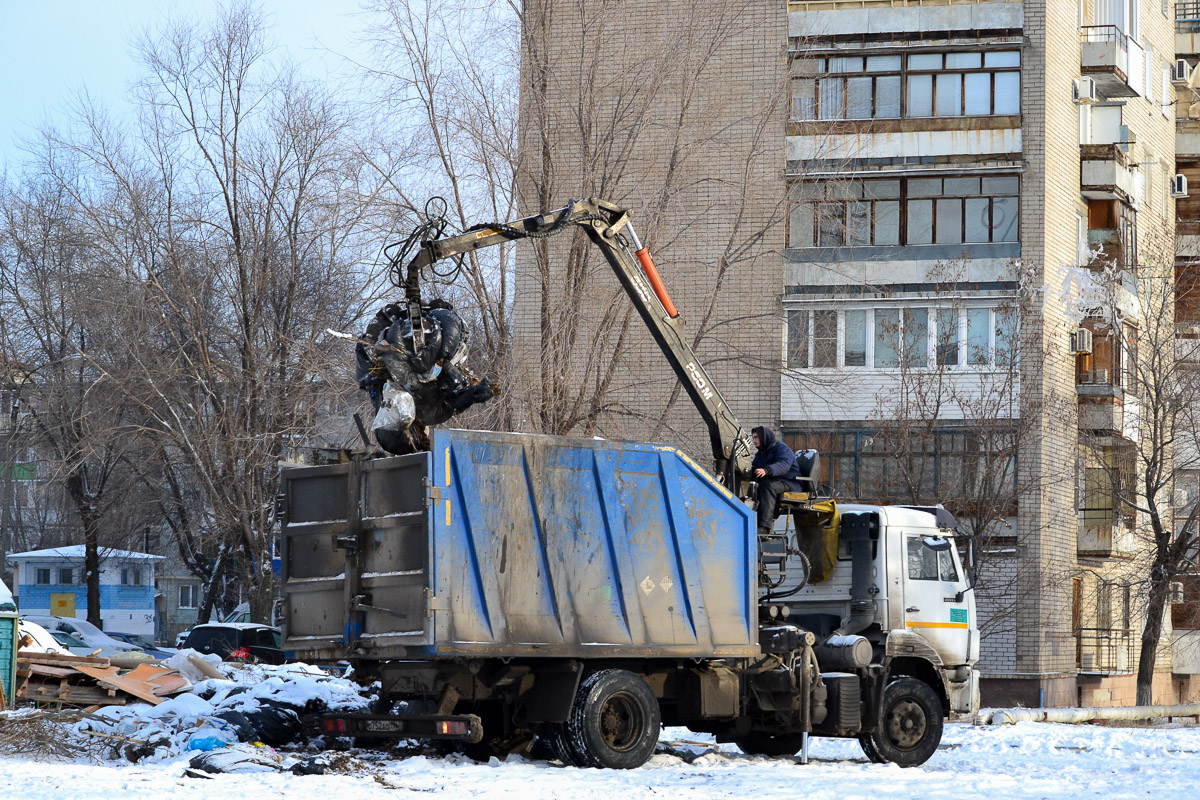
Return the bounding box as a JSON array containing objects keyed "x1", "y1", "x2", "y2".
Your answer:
[{"x1": 0, "y1": 1, "x2": 367, "y2": 169}]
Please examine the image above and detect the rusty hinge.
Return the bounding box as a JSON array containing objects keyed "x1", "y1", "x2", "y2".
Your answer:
[
  {"x1": 424, "y1": 477, "x2": 442, "y2": 507},
  {"x1": 426, "y1": 588, "x2": 448, "y2": 619}
]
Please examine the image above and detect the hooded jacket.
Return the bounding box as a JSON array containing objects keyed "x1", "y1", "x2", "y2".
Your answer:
[{"x1": 751, "y1": 426, "x2": 801, "y2": 480}]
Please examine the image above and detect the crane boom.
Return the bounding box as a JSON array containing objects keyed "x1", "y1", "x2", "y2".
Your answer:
[{"x1": 401, "y1": 197, "x2": 753, "y2": 487}]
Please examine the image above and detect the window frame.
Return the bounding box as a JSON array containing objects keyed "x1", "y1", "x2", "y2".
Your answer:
[
  {"x1": 788, "y1": 175, "x2": 1020, "y2": 249},
  {"x1": 179, "y1": 584, "x2": 200, "y2": 610},
  {"x1": 786, "y1": 304, "x2": 1018, "y2": 371},
  {"x1": 791, "y1": 49, "x2": 1021, "y2": 121}
]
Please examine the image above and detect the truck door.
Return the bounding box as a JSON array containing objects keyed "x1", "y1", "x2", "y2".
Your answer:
[{"x1": 901, "y1": 533, "x2": 973, "y2": 666}]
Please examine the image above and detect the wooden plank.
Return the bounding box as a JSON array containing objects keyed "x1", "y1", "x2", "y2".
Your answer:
[
  {"x1": 26, "y1": 663, "x2": 75, "y2": 678},
  {"x1": 22, "y1": 683, "x2": 128, "y2": 706},
  {"x1": 72, "y1": 665, "x2": 163, "y2": 705},
  {"x1": 17, "y1": 650, "x2": 109, "y2": 666},
  {"x1": 123, "y1": 664, "x2": 191, "y2": 696}
]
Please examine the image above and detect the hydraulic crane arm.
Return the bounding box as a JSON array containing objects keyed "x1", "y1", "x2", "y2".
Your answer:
[{"x1": 401, "y1": 197, "x2": 753, "y2": 487}]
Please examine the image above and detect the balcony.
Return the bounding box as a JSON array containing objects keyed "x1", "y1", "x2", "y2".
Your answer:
[
  {"x1": 1081, "y1": 144, "x2": 1139, "y2": 204},
  {"x1": 1081, "y1": 26, "x2": 1141, "y2": 98},
  {"x1": 1178, "y1": 2, "x2": 1200, "y2": 54},
  {"x1": 1078, "y1": 519, "x2": 1137, "y2": 556},
  {"x1": 1076, "y1": 628, "x2": 1136, "y2": 673}
]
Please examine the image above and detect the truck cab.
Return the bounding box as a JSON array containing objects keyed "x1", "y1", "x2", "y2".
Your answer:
[{"x1": 767, "y1": 503, "x2": 980, "y2": 720}]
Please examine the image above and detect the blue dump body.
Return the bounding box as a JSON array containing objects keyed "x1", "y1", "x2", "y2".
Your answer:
[{"x1": 281, "y1": 428, "x2": 758, "y2": 661}]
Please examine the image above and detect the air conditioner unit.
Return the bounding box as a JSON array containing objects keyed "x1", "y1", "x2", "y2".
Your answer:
[
  {"x1": 1175, "y1": 59, "x2": 1193, "y2": 85},
  {"x1": 1081, "y1": 368, "x2": 1110, "y2": 384},
  {"x1": 1172, "y1": 173, "x2": 1190, "y2": 199},
  {"x1": 1071, "y1": 328, "x2": 1094, "y2": 354},
  {"x1": 1073, "y1": 76, "x2": 1099, "y2": 103}
]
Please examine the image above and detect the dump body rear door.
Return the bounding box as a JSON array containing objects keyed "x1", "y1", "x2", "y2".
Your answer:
[{"x1": 281, "y1": 453, "x2": 432, "y2": 660}]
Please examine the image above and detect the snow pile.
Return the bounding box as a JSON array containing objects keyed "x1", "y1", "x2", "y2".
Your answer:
[{"x1": 71, "y1": 654, "x2": 371, "y2": 762}]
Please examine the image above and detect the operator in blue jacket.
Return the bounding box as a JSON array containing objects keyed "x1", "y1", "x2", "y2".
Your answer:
[{"x1": 751, "y1": 425, "x2": 806, "y2": 535}]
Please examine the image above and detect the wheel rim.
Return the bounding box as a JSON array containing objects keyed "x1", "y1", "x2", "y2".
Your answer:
[
  {"x1": 598, "y1": 691, "x2": 644, "y2": 753},
  {"x1": 884, "y1": 697, "x2": 927, "y2": 751}
]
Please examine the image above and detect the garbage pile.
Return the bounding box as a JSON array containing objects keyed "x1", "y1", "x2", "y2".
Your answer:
[
  {"x1": 70, "y1": 652, "x2": 369, "y2": 760},
  {"x1": 356, "y1": 299, "x2": 496, "y2": 455},
  {"x1": 0, "y1": 650, "x2": 372, "y2": 769}
]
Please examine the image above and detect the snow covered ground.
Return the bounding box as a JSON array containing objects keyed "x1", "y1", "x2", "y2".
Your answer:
[{"x1": 3, "y1": 720, "x2": 1199, "y2": 800}]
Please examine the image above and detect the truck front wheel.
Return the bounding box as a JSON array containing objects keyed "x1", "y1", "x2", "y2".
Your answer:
[
  {"x1": 564, "y1": 669, "x2": 661, "y2": 769},
  {"x1": 858, "y1": 677, "x2": 943, "y2": 767}
]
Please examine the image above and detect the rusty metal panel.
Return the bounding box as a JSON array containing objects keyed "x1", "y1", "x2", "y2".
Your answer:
[
  {"x1": 281, "y1": 453, "x2": 432, "y2": 659},
  {"x1": 428, "y1": 429, "x2": 757, "y2": 658}
]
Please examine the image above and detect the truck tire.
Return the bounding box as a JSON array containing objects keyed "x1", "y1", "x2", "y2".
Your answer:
[
  {"x1": 542, "y1": 722, "x2": 584, "y2": 766},
  {"x1": 859, "y1": 677, "x2": 943, "y2": 767},
  {"x1": 564, "y1": 670, "x2": 660, "y2": 769},
  {"x1": 732, "y1": 732, "x2": 807, "y2": 757}
]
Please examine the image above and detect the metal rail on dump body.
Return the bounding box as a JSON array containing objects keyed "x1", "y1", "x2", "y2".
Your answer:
[{"x1": 281, "y1": 427, "x2": 758, "y2": 662}]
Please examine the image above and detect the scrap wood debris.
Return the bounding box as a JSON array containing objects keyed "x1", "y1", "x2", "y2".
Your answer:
[{"x1": 15, "y1": 649, "x2": 190, "y2": 709}]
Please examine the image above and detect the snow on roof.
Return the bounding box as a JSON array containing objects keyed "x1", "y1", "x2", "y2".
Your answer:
[
  {"x1": 0, "y1": 576, "x2": 14, "y2": 610},
  {"x1": 6, "y1": 545, "x2": 165, "y2": 561}
]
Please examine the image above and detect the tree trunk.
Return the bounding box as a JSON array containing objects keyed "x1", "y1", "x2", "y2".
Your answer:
[
  {"x1": 1136, "y1": 572, "x2": 1170, "y2": 706},
  {"x1": 82, "y1": 510, "x2": 101, "y2": 628}
]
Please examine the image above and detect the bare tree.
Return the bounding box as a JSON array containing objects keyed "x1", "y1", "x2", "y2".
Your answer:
[
  {"x1": 353, "y1": 0, "x2": 788, "y2": 458},
  {"x1": 0, "y1": 172, "x2": 145, "y2": 625},
  {"x1": 1077, "y1": 234, "x2": 1200, "y2": 704},
  {"x1": 10, "y1": 2, "x2": 385, "y2": 622}
]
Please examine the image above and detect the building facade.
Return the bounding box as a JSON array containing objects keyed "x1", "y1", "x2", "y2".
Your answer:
[
  {"x1": 7, "y1": 546, "x2": 162, "y2": 637},
  {"x1": 519, "y1": 0, "x2": 1200, "y2": 705}
]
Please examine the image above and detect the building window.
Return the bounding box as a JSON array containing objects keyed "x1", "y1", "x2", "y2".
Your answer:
[
  {"x1": 35, "y1": 568, "x2": 50, "y2": 585},
  {"x1": 787, "y1": 305, "x2": 1017, "y2": 370},
  {"x1": 788, "y1": 176, "x2": 1018, "y2": 248},
  {"x1": 58, "y1": 568, "x2": 72, "y2": 585},
  {"x1": 122, "y1": 566, "x2": 142, "y2": 586},
  {"x1": 786, "y1": 427, "x2": 1017, "y2": 502},
  {"x1": 179, "y1": 584, "x2": 200, "y2": 609},
  {"x1": 787, "y1": 309, "x2": 839, "y2": 368},
  {"x1": 791, "y1": 50, "x2": 1020, "y2": 121}
]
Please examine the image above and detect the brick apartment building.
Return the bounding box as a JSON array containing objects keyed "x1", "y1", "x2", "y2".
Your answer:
[{"x1": 516, "y1": 0, "x2": 1200, "y2": 707}]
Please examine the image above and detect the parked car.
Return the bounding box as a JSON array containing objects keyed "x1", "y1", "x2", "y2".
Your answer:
[
  {"x1": 48, "y1": 630, "x2": 97, "y2": 658},
  {"x1": 174, "y1": 625, "x2": 194, "y2": 648},
  {"x1": 24, "y1": 616, "x2": 143, "y2": 657},
  {"x1": 17, "y1": 619, "x2": 69, "y2": 655},
  {"x1": 182, "y1": 623, "x2": 284, "y2": 664},
  {"x1": 107, "y1": 632, "x2": 177, "y2": 660}
]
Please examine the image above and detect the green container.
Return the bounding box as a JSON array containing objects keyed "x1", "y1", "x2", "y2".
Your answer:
[{"x1": 0, "y1": 612, "x2": 15, "y2": 708}]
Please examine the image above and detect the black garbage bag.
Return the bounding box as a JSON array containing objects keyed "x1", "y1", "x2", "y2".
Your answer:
[
  {"x1": 213, "y1": 710, "x2": 258, "y2": 742},
  {"x1": 356, "y1": 300, "x2": 496, "y2": 455},
  {"x1": 241, "y1": 700, "x2": 303, "y2": 747}
]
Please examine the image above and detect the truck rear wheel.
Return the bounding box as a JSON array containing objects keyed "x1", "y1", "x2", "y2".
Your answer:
[
  {"x1": 859, "y1": 677, "x2": 943, "y2": 767},
  {"x1": 564, "y1": 669, "x2": 660, "y2": 769},
  {"x1": 733, "y1": 732, "x2": 807, "y2": 757}
]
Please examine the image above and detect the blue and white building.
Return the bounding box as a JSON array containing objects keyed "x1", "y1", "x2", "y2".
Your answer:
[{"x1": 6, "y1": 546, "x2": 163, "y2": 636}]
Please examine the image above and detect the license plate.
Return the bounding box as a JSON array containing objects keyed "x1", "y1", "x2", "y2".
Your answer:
[{"x1": 364, "y1": 719, "x2": 405, "y2": 732}]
